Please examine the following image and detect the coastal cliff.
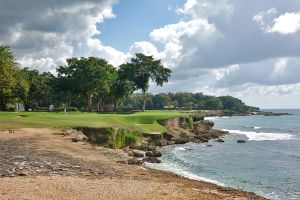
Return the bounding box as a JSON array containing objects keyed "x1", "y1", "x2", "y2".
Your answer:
[{"x1": 75, "y1": 116, "x2": 228, "y2": 165}]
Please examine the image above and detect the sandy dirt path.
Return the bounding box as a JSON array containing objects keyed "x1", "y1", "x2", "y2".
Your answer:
[{"x1": 0, "y1": 128, "x2": 267, "y2": 200}]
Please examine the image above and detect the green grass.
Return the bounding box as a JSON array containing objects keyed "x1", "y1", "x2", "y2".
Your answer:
[{"x1": 0, "y1": 110, "x2": 181, "y2": 133}]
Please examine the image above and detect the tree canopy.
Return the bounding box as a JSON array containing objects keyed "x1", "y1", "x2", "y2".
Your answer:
[
  {"x1": 119, "y1": 53, "x2": 171, "y2": 111},
  {"x1": 0, "y1": 46, "x2": 257, "y2": 113}
]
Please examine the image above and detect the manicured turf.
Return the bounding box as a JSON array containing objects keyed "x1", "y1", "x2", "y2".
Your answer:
[{"x1": 0, "y1": 111, "x2": 182, "y2": 133}]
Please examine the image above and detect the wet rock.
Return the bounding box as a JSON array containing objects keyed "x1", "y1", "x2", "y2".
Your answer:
[
  {"x1": 174, "y1": 138, "x2": 190, "y2": 144},
  {"x1": 194, "y1": 135, "x2": 209, "y2": 143},
  {"x1": 145, "y1": 150, "x2": 162, "y2": 157},
  {"x1": 237, "y1": 140, "x2": 246, "y2": 143},
  {"x1": 142, "y1": 157, "x2": 161, "y2": 163},
  {"x1": 216, "y1": 139, "x2": 224, "y2": 143}
]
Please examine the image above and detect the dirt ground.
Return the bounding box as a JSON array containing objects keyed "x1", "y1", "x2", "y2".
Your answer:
[{"x1": 0, "y1": 128, "x2": 267, "y2": 200}]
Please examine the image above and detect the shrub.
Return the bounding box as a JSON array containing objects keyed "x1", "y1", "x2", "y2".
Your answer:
[
  {"x1": 179, "y1": 116, "x2": 193, "y2": 129},
  {"x1": 192, "y1": 112, "x2": 205, "y2": 122},
  {"x1": 108, "y1": 129, "x2": 140, "y2": 149}
]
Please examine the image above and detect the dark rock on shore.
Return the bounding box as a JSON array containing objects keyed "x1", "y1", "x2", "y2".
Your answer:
[
  {"x1": 145, "y1": 150, "x2": 162, "y2": 157},
  {"x1": 174, "y1": 138, "x2": 190, "y2": 144},
  {"x1": 130, "y1": 150, "x2": 145, "y2": 158},
  {"x1": 216, "y1": 139, "x2": 224, "y2": 142},
  {"x1": 127, "y1": 158, "x2": 143, "y2": 165},
  {"x1": 130, "y1": 144, "x2": 156, "y2": 151},
  {"x1": 142, "y1": 157, "x2": 161, "y2": 163},
  {"x1": 253, "y1": 111, "x2": 292, "y2": 116}
]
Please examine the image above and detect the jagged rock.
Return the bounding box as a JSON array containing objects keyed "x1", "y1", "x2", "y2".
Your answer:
[
  {"x1": 194, "y1": 135, "x2": 209, "y2": 143},
  {"x1": 162, "y1": 132, "x2": 174, "y2": 141},
  {"x1": 193, "y1": 120, "x2": 214, "y2": 134},
  {"x1": 142, "y1": 157, "x2": 161, "y2": 163},
  {"x1": 154, "y1": 140, "x2": 167, "y2": 146},
  {"x1": 237, "y1": 140, "x2": 246, "y2": 143},
  {"x1": 145, "y1": 150, "x2": 162, "y2": 157},
  {"x1": 127, "y1": 158, "x2": 143, "y2": 165}
]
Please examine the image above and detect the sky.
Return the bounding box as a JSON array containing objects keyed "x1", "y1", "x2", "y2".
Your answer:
[{"x1": 1, "y1": 0, "x2": 300, "y2": 109}]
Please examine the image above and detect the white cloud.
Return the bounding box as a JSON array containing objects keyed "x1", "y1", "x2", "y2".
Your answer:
[
  {"x1": 212, "y1": 65, "x2": 240, "y2": 81},
  {"x1": 268, "y1": 12, "x2": 300, "y2": 34},
  {"x1": 253, "y1": 8, "x2": 277, "y2": 31},
  {"x1": 0, "y1": 0, "x2": 125, "y2": 71},
  {"x1": 150, "y1": 18, "x2": 219, "y2": 68},
  {"x1": 128, "y1": 41, "x2": 159, "y2": 58},
  {"x1": 254, "y1": 9, "x2": 300, "y2": 35},
  {"x1": 273, "y1": 58, "x2": 288, "y2": 76}
]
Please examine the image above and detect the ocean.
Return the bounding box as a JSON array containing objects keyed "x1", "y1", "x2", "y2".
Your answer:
[{"x1": 147, "y1": 109, "x2": 300, "y2": 200}]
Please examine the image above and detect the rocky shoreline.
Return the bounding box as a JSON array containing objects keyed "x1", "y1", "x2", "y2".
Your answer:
[
  {"x1": 204, "y1": 109, "x2": 292, "y2": 117},
  {"x1": 0, "y1": 128, "x2": 268, "y2": 199},
  {"x1": 72, "y1": 116, "x2": 230, "y2": 165}
]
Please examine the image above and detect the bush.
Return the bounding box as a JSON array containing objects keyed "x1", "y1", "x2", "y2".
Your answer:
[
  {"x1": 179, "y1": 116, "x2": 193, "y2": 129},
  {"x1": 7, "y1": 106, "x2": 16, "y2": 112},
  {"x1": 192, "y1": 112, "x2": 205, "y2": 122},
  {"x1": 108, "y1": 129, "x2": 140, "y2": 149}
]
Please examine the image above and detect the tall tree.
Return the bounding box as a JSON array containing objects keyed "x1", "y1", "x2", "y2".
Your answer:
[
  {"x1": 57, "y1": 57, "x2": 116, "y2": 112},
  {"x1": 0, "y1": 46, "x2": 29, "y2": 111},
  {"x1": 119, "y1": 53, "x2": 171, "y2": 111},
  {"x1": 22, "y1": 68, "x2": 53, "y2": 111}
]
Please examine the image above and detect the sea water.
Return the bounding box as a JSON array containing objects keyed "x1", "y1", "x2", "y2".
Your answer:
[{"x1": 147, "y1": 109, "x2": 300, "y2": 200}]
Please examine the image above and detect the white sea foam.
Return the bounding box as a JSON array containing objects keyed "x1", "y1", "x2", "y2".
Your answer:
[
  {"x1": 223, "y1": 129, "x2": 294, "y2": 141},
  {"x1": 254, "y1": 126, "x2": 261, "y2": 129},
  {"x1": 221, "y1": 116, "x2": 230, "y2": 119},
  {"x1": 204, "y1": 117, "x2": 219, "y2": 120},
  {"x1": 175, "y1": 147, "x2": 186, "y2": 151},
  {"x1": 145, "y1": 162, "x2": 225, "y2": 186}
]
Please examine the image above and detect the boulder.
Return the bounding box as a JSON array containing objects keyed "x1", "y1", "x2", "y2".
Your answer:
[
  {"x1": 237, "y1": 140, "x2": 246, "y2": 143},
  {"x1": 131, "y1": 150, "x2": 145, "y2": 158},
  {"x1": 216, "y1": 139, "x2": 224, "y2": 143},
  {"x1": 145, "y1": 150, "x2": 162, "y2": 157},
  {"x1": 193, "y1": 120, "x2": 214, "y2": 134},
  {"x1": 174, "y1": 138, "x2": 190, "y2": 144},
  {"x1": 131, "y1": 144, "x2": 156, "y2": 151},
  {"x1": 194, "y1": 135, "x2": 209, "y2": 143},
  {"x1": 154, "y1": 140, "x2": 167, "y2": 146},
  {"x1": 142, "y1": 157, "x2": 161, "y2": 163},
  {"x1": 127, "y1": 158, "x2": 143, "y2": 165}
]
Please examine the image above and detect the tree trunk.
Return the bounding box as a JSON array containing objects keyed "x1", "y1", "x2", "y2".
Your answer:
[
  {"x1": 96, "y1": 99, "x2": 101, "y2": 112},
  {"x1": 113, "y1": 99, "x2": 117, "y2": 112},
  {"x1": 142, "y1": 91, "x2": 146, "y2": 112},
  {"x1": 0, "y1": 99, "x2": 6, "y2": 111},
  {"x1": 87, "y1": 94, "x2": 93, "y2": 112}
]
